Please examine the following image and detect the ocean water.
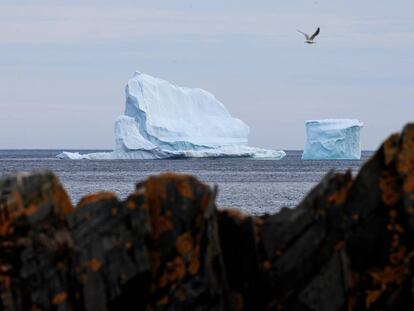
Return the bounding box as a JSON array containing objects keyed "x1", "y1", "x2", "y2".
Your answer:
[{"x1": 0, "y1": 150, "x2": 373, "y2": 215}]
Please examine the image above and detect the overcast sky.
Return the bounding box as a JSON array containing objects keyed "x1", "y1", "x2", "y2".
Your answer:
[{"x1": 1, "y1": 0, "x2": 413, "y2": 150}]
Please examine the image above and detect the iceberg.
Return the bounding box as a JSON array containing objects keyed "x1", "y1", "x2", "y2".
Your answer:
[
  {"x1": 56, "y1": 151, "x2": 112, "y2": 160},
  {"x1": 58, "y1": 71, "x2": 286, "y2": 160},
  {"x1": 56, "y1": 152, "x2": 84, "y2": 160},
  {"x1": 302, "y1": 119, "x2": 363, "y2": 160}
]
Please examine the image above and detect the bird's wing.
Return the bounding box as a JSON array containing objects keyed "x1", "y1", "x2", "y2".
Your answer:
[
  {"x1": 310, "y1": 27, "x2": 320, "y2": 40},
  {"x1": 297, "y1": 29, "x2": 309, "y2": 40}
]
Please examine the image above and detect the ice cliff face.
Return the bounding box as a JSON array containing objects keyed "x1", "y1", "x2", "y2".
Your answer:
[
  {"x1": 302, "y1": 119, "x2": 363, "y2": 160},
  {"x1": 57, "y1": 71, "x2": 285, "y2": 160}
]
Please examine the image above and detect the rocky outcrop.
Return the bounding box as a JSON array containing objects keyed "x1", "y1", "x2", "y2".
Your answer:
[{"x1": 0, "y1": 124, "x2": 414, "y2": 310}]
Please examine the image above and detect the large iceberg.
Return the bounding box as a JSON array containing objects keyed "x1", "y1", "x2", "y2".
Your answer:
[
  {"x1": 302, "y1": 119, "x2": 363, "y2": 160},
  {"x1": 58, "y1": 71, "x2": 285, "y2": 160}
]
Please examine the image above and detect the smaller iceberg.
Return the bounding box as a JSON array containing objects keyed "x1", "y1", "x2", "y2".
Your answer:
[
  {"x1": 302, "y1": 119, "x2": 363, "y2": 160},
  {"x1": 56, "y1": 151, "x2": 112, "y2": 160},
  {"x1": 56, "y1": 152, "x2": 84, "y2": 160}
]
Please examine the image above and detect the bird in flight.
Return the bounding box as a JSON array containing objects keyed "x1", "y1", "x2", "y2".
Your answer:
[{"x1": 297, "y1": 27, "x2": 320, "y2": 44}]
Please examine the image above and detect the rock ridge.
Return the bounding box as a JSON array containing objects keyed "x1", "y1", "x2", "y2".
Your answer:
[{"x1": 1, "y1": 124, "x2": 414, "y2": 310}]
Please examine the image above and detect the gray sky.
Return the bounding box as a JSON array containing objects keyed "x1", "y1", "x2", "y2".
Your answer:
[{"x1": 1, "y1": 0, "x2": 413, "y2": 150}]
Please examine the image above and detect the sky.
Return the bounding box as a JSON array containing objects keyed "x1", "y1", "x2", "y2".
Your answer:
[{"x1": 1, "y1": 0, "x2": 413, "y2": 150}]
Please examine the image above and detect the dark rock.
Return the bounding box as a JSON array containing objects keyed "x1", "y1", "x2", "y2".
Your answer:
[{"x1": 0, "y1": 124, "x2": 413, "y2": 310}]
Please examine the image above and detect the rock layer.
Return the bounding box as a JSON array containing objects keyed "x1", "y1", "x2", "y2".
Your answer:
[{"x1": 2, "y1": 124, "x2": 414, "y2": 310}]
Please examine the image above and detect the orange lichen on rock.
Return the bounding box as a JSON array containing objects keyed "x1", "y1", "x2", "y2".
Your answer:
[
  {"x1": 0, "y1": 191, "x2": 24, "y2": 236},
  {"x1": 400, "y1": 124, "x2": 414, "y2": 152},
  {"x1": 156, "y1": 295, "x2": 169, "y2": 306},
  {"x1": 389, "y1": 246, "x2": 407, "y2": 265},
  {"x1": 396, "y1": 125, "x2": 414, "y2": 176},
  {"x1": 403, "y1": 172, "x2": 414, "y2": 193},
  {"x1": 263, "y1": 260, "x2": 271, "y2": 270},
  {"x1": 383, "y1": 134, "x2": 400, "y2": 165},
  {"x1": 328, "y1": 179, "x2": 353, "y2": 205},
  {"x1": 176, "y1": 180, "x2": 194, "y2": 200},
  {"x1": 379, "y1": 170, "x2": 401, "y2": 206},
  {"x1": 56, "y1": 261, "x2": 65, "y2": 271},
  {"x1": 50, "y1": 176, "x2": 73, "y2": 217},
  {"x1": 77, "y1": 192, "x2": 117, "y2": 209},
  {"x1": 144, "y1": 175, "x2": 172, "y2": 239},
  {"x1": 146, "y1": 189, "x2": 171, "y2": 239},
  {"x1": 156, "y1": 216, "x2": 173, "y2": 237},
  {"x1": 0, "y1": 175, "x2": 72, "y2": 237},
  {"x1": 51, "y1": 292, "x2": 68, "y2": 305},
  {"x1": 176, "y1": 232, "x2": 193, "y2": 257},
  {"x1": 126, "y1": 200, "x2": 136, "y2": 210},
  {"x1": 0, "y1": 275, "x2": 11, "y2": 289},
  {"x1": 166, "y1": 256, "x2": 186, "y2": 282},
  {"x1": 275, "y1": 249, "x2": 284, "y2": 257},
  {"x1": 385, "y1": 198, "x2": 407, "y2": 266},
  {"x1": 369, "y1": 266, "x2": 407, "y2": 287},
  {"x1": 188, "y1": 246, "x2": 201, "y2": 276},
  {"x1": 125, "y1": 241, "x2": 133, "y2": 249},
  {"x1": 144, "y1": 174, "x2": 174, "y2": 200},
  {"x1": 125, "y1": 192, "x2": 145, "y2": 210},
  {"x1": 222, "y1": 208, "x2": 248, "y2": 221},
  {"x1": 402, "y1": 172, "x2": 414, "y2": 214},
  {"x1": 87, "y1": 258, "x2": 102, "y2": 272},
  {"x1": 158, "y1": 273, "x2": 168, "y2": 289},
  {"x1": 364, "y1": 265, "x2": 408, "y2": 308},
  {"x1": 388, "y1": 209, "x2": 398, "y2": 218},
  {"x1": 24, "y1": 203, "x2": 38, "y2": 217},
  {"x1": 365, "y1": 289, "x2": 382, "y2": 308},
  {"x1": 397, "y1": 154, "x2": 414, "y2": 178}
]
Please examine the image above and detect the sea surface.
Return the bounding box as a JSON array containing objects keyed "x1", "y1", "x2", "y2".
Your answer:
[{"x1": 0, "y1": 150, "x2": 373, "y2": 215}]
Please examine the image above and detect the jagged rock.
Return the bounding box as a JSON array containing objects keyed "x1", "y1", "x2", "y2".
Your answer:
[{"x1": 0, "y1": 124, "x2": 413, "y2": 310}]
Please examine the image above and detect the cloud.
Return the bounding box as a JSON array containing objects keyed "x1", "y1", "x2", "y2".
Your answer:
[
  {"x1": 1, "y1": 3, "x2": 413, "y2": 49},
  {"x1": 0, "y1": 4, "x2": 281, "y2": 43}
]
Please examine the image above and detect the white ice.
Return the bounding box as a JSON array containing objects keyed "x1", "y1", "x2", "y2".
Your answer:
[
  {"x1": 302, "y1": 119, "x2": 363, "y2": 160},
  {"x1": 58, "y1": 71, "x2": 286, "y2": 160}
]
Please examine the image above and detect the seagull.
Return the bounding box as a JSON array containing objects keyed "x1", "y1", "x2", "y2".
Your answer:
[{"x1": 297, "y1": 27, "x2": 320, "y2": 44}]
